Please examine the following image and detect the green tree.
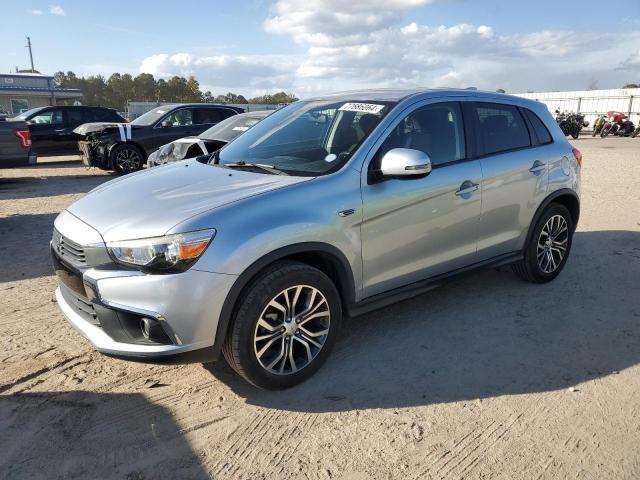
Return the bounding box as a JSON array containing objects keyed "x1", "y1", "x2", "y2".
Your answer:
[{"x1": 133, "y1": 73, "x2": 156, "y2": 102}]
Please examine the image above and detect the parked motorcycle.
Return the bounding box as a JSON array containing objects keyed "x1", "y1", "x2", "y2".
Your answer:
[
  {"x1": 555, "y1": 109, "x2": 589, "y2": 139},
  {"x1": 592, "y1": 114, "x2": 608, "y2": 137},
  {"x1": 601, "y1": 111, "x2": 635, "y2": 137}
]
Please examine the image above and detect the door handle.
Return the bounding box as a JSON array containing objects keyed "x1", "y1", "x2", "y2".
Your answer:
[
  {"x1": 455, "y1": 181, "x2": 480, "y2": 197},
  {"x1": 529, "y1": 160, "x2": 546, "y2": 175}
]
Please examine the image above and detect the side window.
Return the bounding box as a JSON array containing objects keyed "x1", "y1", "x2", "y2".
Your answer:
[
  {"x1": 523, "y1": 108, "x2": 552, "y2": 145},
  {"x1": 163, "y1": 108, "x2": 195, "y2": 127},
  {"x1": 375, "y1": 102, "x2": 465, "y2": 167},
  {"x1": 30, "y1": 109, "x2": 64, "y2": 125},
  {"x1": 197, "y1": 108, "x2": 236, "y2": 124},
  {"x1": 83, "y1": 109, "x2": 101, "y2": 123},
  {"x1": 474, "y1": 103, "x2": 530, "y2": 155},
  {"x1": 196, "y1": 108, "x2": 222, "y2": 124},
  {"x1": 67, "y1": 109, "x2": 84, "y2": 126}
]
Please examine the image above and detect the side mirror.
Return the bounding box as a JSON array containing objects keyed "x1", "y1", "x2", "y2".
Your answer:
[
  {"x1": 161, "y1": 120, "x2": 171, "y2": 128},
  {"x1": 376, "y1": 148, "x2": 432, "y2": 180}
]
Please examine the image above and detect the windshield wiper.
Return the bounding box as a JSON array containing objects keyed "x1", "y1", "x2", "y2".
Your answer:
[{"x1": 223, "y1": 161, "x2": 288, "y2": 176}]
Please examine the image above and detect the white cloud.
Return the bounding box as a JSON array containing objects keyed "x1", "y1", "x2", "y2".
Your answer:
[
  {"x1": 137, "y1": 0, "x2": 640, "y2": 97},
  {"x1": 31, "y1": 9, "x2": 43, "y2": 15},
  {"x1": 49, "y1": 5, "x2": 66, "y2": 16},
  {"x1": 619, "y1": 49, "x2": 640, "y2": 70},
  {"x1": 139, "y1": 52, "x2": 299, "y2": 95}
]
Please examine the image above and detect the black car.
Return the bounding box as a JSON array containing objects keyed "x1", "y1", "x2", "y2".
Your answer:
[
  {"x1": 147, "y1": 110, "x2": 271, "y2": 167},
  {"x1": 75, "y1": 104, "x2": 244, "y2": 174},
  {"x1": 12, "y1": 106, "x2": 126, "y2": 155},
  {"x1": 0, "y1": 120, "x2": 36, "y2": 167}
]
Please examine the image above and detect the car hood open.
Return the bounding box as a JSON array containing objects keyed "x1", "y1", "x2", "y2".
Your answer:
[{"x1": 67, "y1": 159, "x2": 311, "y2": 242}]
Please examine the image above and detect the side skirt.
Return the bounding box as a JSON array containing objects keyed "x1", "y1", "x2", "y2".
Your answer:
[{"x1": 346, "y1": 251, "x2": 523, "y2": 318}]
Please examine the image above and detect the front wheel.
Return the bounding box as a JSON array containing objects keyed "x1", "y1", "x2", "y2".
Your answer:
[
  {"x1": 601, "y1": 125, "x2": 611, "y2": 138},
  {"x1": 223, "y1": 261, "x2": 341, "y2": 389},
  {"x1": 512, "y1": 203, "x2": 574, "y2": 283},
  {"x1": 632, "y1": 128, "x2": 640, "y2": 138},
  {"x1": 111, "y1": 144, "x2": 144, "y2": 174},
  {"x1": 571, "y1": 128, "x2": 580, "y2": 140}
]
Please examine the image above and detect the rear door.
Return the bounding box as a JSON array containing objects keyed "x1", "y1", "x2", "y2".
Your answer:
[
  {"x1": 194, "y1": 107, "x2": 237, "y2": 133},
  {"x1": 466, "y1": 101, "x2": 550, "y2": 260},
  {"x1": 360, "y1": 100, "x2": 483, "y2": 297},
  {"x1": 28, "y1": 108, "x2": 67, "y2": 154}
]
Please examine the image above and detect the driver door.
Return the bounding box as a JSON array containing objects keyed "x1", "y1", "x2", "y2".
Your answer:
[
  {"x1": 360, "y1": 101, "x2": 483, "y2": 297},
  {"x1": 150, "y1": 108, "x2": 198, "y2": 151}
]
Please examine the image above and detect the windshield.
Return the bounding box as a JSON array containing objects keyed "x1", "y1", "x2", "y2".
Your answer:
[
  {"x1": 217, "y1": 100, "x2": 395, "y2": 176},
  {"x1": 200, "y1": 112, "x2": 269, "y2": 142},
  {"x1": 13, "y1": 107, "x2": 45, "y2": 120},
  {"x1": 131, "y1": 106, "x2": 176, "y2": 126}
]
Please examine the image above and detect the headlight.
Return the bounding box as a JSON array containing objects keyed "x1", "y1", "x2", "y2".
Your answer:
[
  {"x1": 147, "y1": 149, "x2": 158, "y2": 167},
  {"x1": 107, "y1": 229, "x2": 216, "y2": 273}
]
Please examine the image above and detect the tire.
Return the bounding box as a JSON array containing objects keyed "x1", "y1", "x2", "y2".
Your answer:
[
  {"x1": 632, "y1": 128, "x2": 640, "y2": 139},
  {"x1": 601, "y1": 126, "x2": 610, "y2": 138},
  {"x1": 571, "y1": 128, "x2": 580, "y2": 140},
  {"x1": 222, "y1": 261, "x2": 342, "y2": 389},
  {"x1": 512, "y1": 203, "x2": 574, "y2": 283},
  {"x1": 111, "y1": 144, "x2": 144, "y2": 174}
]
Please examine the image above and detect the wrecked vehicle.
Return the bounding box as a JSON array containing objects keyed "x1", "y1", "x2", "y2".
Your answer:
[
  {"x1": 148, "y1": 110, "x2": 271, "y2": 167},
  {"x1": 74, "y1": 103, "x2": 244, "y2": 174}
]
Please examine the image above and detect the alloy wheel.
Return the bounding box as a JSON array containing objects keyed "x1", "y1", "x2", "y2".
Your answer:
[
  {"x1": 253, "y1": 285, "x2": 330, "y2": 375},
  {"x1": 115, "y1": 148, "x2": 141, "y2": 173},
  {"x1": 537, "y1": 214, "x2": 569, "y2": 274}
]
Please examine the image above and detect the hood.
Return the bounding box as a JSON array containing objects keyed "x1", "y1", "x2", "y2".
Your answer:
[
  {"x1": 73, "y1": 122, "x2": 131, "y2": 137},
  {"x1": 67, "y1": 159, "x2": 311, "y2": 242}
]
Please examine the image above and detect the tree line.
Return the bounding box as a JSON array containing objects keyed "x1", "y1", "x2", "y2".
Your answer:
[{"x1": 53, "y1": 71, "x2": 298, "y2": 110}]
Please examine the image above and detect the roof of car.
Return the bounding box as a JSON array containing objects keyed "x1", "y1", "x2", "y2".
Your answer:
[{"x1": 307, "y1": 88, "x2": 530, "y2": 104}]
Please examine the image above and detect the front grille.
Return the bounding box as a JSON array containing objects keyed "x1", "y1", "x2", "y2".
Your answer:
[{"x1": 52, "y1": 229, "x2": 86, "y2": 265}]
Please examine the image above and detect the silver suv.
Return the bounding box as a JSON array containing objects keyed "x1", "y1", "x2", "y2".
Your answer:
[{"x1": 52, "y1": 89, "x2": 581, "y2": 389}]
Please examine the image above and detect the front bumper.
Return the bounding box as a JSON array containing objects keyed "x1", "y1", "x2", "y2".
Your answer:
[{"x1": 52, "y1": 243, "x2": 237, "y2": 361}]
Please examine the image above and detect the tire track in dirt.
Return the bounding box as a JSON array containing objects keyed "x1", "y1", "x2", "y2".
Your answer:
[{"x1": 0, "y1": 353, "x2": 86, "y2": 394}]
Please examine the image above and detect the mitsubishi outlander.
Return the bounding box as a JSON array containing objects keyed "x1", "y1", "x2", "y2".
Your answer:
[{"x1": 52, "y1": 89, "x2": 581, "y2": 389}]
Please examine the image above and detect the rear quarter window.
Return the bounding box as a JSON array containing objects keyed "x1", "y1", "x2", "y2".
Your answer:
[
  {"x1": 474, "y1": 103, "x2": 531, "y2": 156},
  {"x1": 522, "y1": 108, "x2": 553, "y2": 145}
]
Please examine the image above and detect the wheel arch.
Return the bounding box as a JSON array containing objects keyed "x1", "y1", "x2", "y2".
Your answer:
[
  {"x1": 525, "y1": 189, "x2": 580, "y2": 248},
  {"x1": 210, "y1": 242, "x2": 356, "y2": 359}
]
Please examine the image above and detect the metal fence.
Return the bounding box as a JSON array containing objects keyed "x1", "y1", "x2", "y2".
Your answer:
[{"x1": 515, "y1": 88, "x2": 640, "y2": 128}]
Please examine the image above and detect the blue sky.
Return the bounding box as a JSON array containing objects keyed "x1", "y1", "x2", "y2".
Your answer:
[{"x1": 2, "y1": 1, "x2": 639, "y2": 96}]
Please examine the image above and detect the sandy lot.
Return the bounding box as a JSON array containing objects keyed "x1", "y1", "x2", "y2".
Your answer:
[{"x1": 1, "y1": 139, "x2": 639, "y2": 480}]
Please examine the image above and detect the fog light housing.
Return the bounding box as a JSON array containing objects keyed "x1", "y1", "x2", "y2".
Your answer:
[{"x1": 140, "y1": 317, "x2": 169, "y2": 342}]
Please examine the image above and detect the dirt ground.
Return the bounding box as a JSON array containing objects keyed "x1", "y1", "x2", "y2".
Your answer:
[{"x1": 1, "y1": 138, "x2": 639, "y2": 480}]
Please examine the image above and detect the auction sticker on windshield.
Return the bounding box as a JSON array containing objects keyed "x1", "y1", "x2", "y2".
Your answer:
[{"x1": 339, "y1": 103, "x2": 385, "y2": 114}]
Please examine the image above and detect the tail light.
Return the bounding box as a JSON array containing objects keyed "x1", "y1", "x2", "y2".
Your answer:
[
  {"x1": 572, "y1": 147, "x2": 582, "y2": 167},
  {"x1": 15, "y1": 129, "x2": 31, "y2": 148}
]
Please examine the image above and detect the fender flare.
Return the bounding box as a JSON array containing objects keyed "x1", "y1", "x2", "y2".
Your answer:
[{"x1": 210, "y1": 242, "x2": 356, "y2": 359}]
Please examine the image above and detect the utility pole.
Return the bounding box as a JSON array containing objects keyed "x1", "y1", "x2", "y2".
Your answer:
[{"x1": 26, "y1": 36, "x2": 35, "y2": 72}]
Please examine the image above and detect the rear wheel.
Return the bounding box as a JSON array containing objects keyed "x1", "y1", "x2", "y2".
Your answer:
[
  {"x1": 111, "y1": 144, "x2": 144, "y2": 174},
  {"x1": 512, "y1": 203, "x2": 574, "y2": 283},
  {"x1": 223, "y1": 261, "x2": 341, "y2": 389}
]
